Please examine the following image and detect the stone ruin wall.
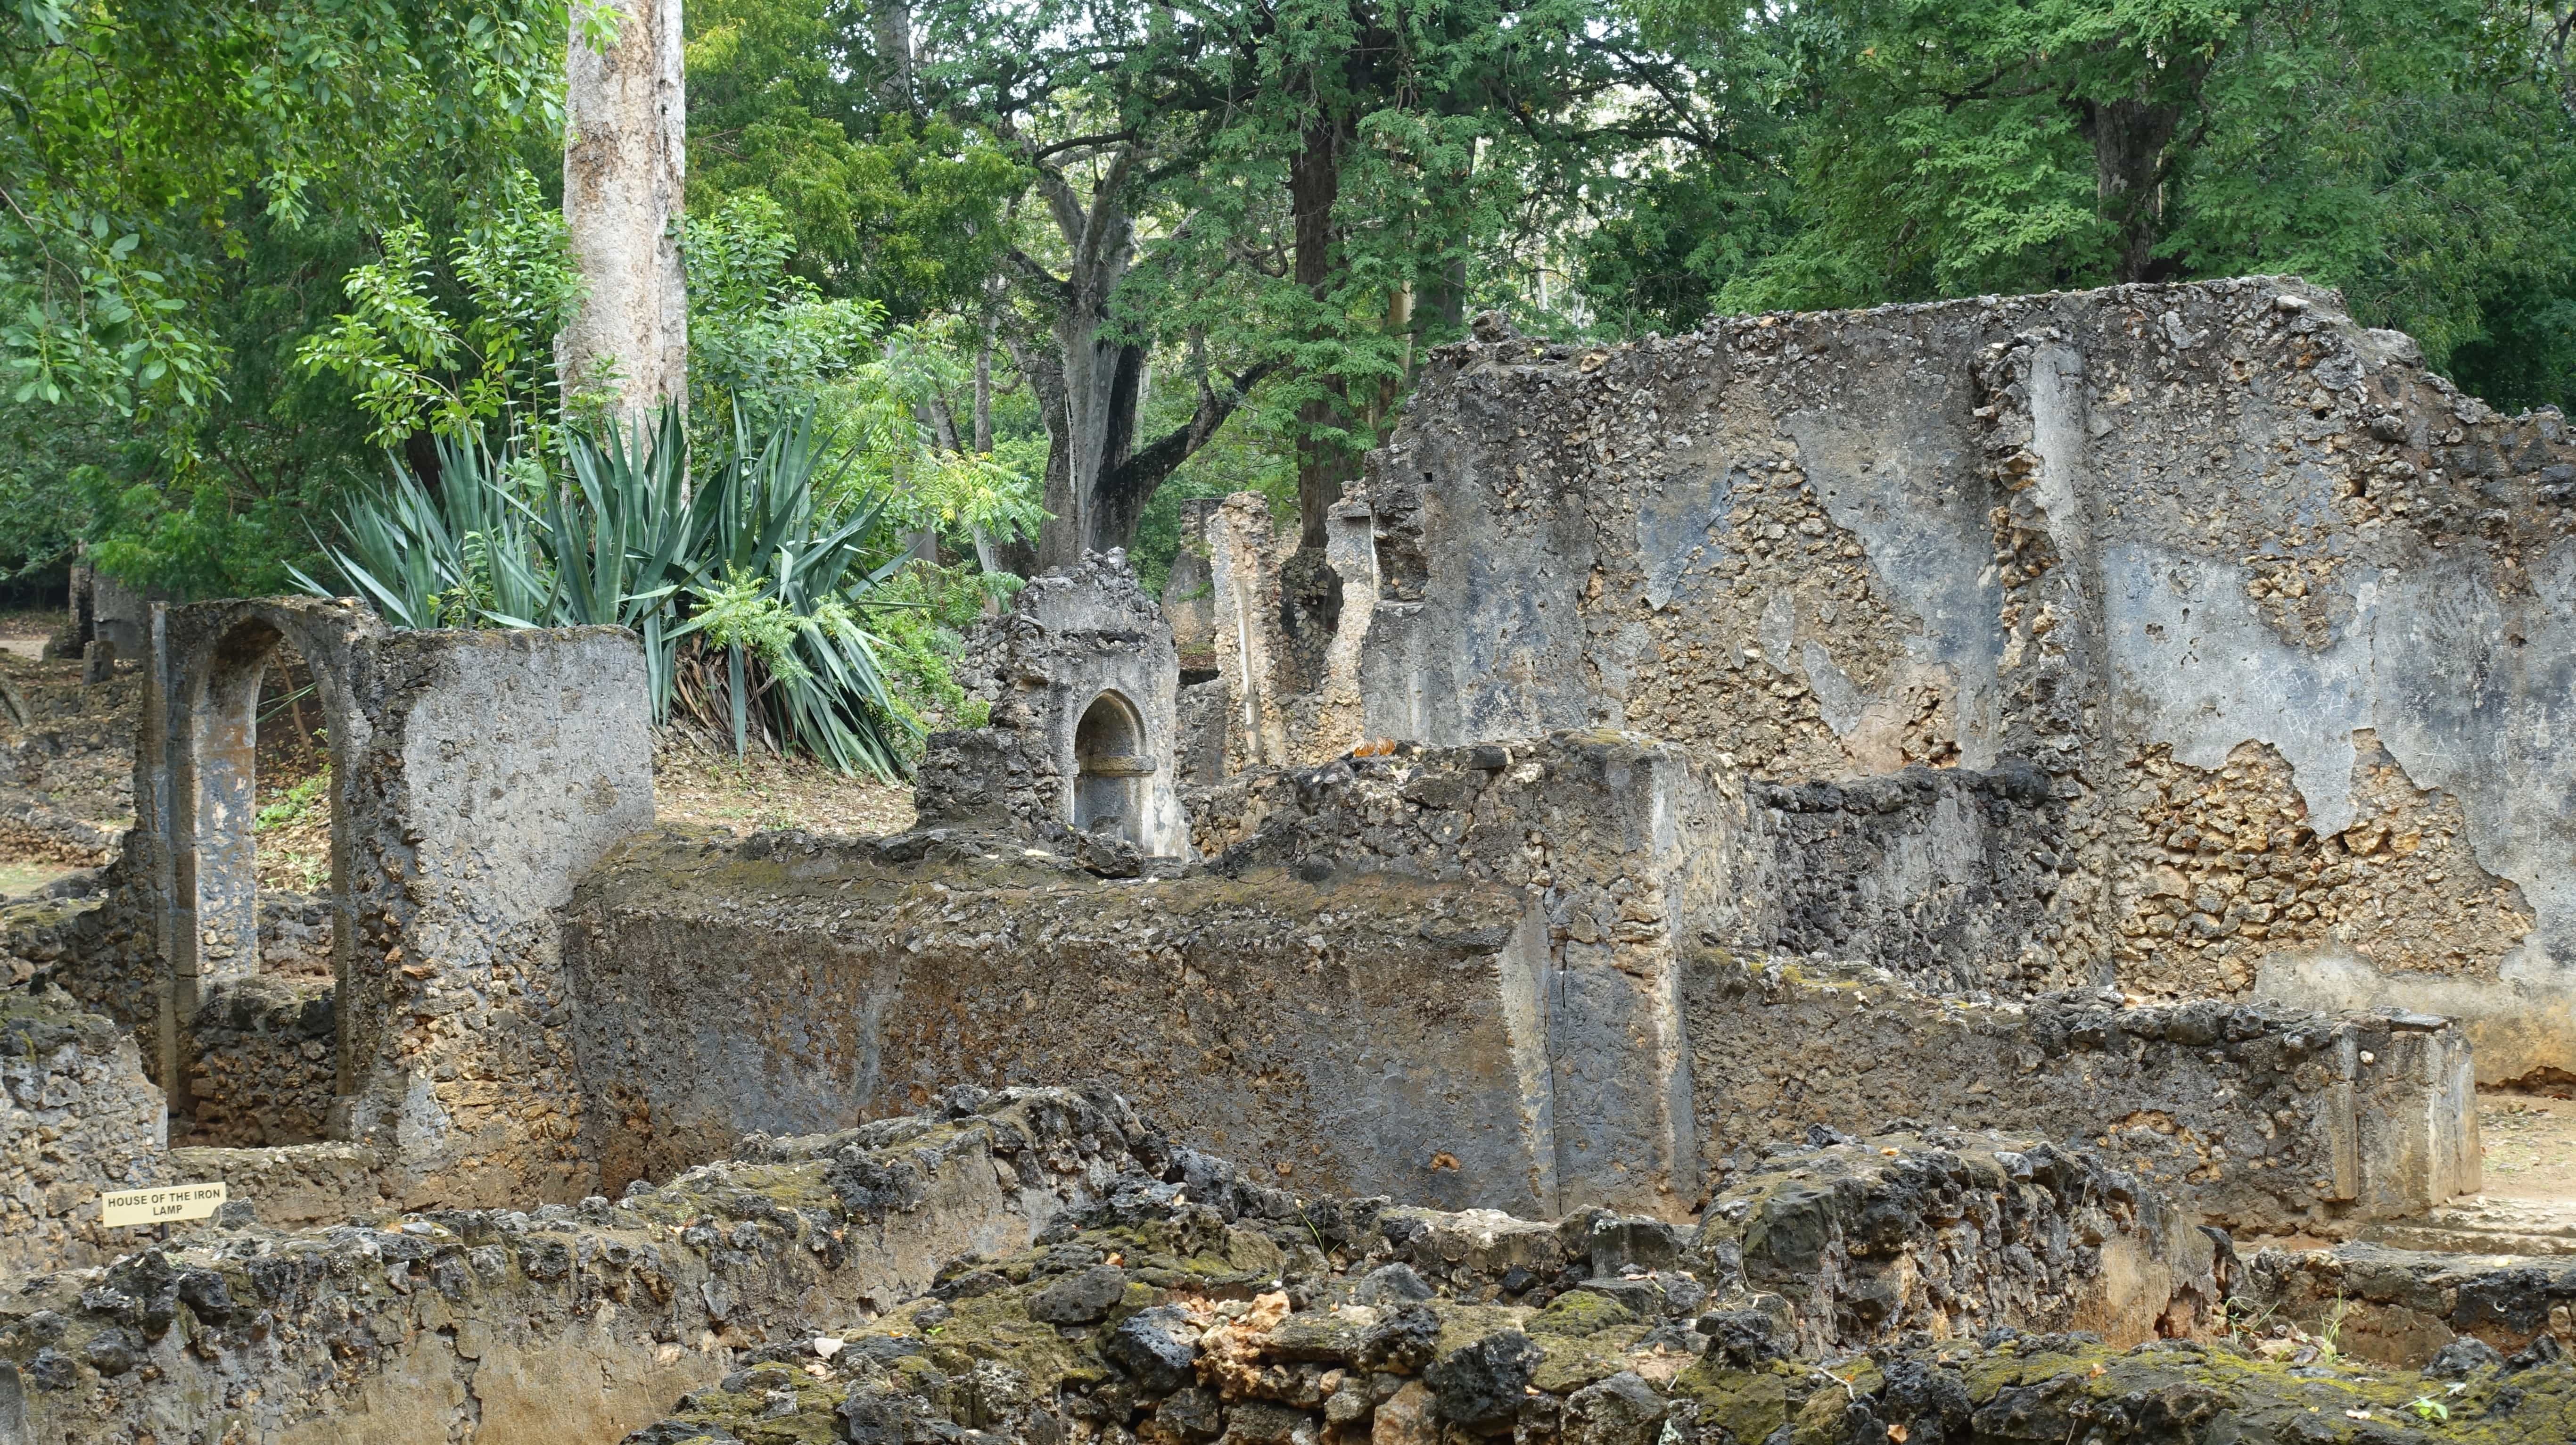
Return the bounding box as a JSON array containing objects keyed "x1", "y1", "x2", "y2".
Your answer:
[
  {"x1": 3, "y1": 275, "x2": 2564, "y2": 1442},
  {"x1": 1, "y1": 989, "x2": 165, "y2": 1277},
  {"x1": 0, "y1": 640, "x2": 138, "y2": 867},
  {"x1": 563, "y1": 735, "x2": 2477, "y2": 1240},
  {"x1": 1, "y1": 1084, "x2": 2252, "y2": 1445},
  {"x1": 6, "y1": 603, "x2": 658, "y2": 1232},
  {"x1": 1207, "y1": 276, "x2": 2576, "y2": 1080},
  {"x1": 915, "y1": 552, "x2": 1192, "y2": 866},
  {"x1": 0, "y1": 1088, "x2": 1169, "y2": 1445}
]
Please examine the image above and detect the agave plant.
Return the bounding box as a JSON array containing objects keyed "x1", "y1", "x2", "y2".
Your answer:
[
  {"x1": 547, "y1": 406, "x2": 724, "y2": 721},
  {"x1": 295, "y1": 405, "x2": 922, "y2": 779},
  {"x1": 288, "y1": 434, "x2": 558, "y2": 630},
  {"x1": 666, "y1": 408, "x2": 914, "y2": 777}
]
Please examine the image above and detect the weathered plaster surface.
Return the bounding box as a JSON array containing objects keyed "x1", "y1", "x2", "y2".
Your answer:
[{"x1": 1339, "y1": 279, "x2": 2574, "y2": 1074}]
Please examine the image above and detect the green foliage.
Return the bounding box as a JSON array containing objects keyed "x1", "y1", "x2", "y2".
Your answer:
[
  {"x1": 1643, "y1": 0, "x2": 2576, "y2": 409},
  {"x1": 295, "y1": 169, "x2": 588, "y2": 449},
  {"x1": 17, "y1": 0, "x2": 2576, "y2": 618},
  {"x1": 685, "y1": 191, "x2": 889, "y2": 436},
  {"x1": 867, "y1": 562, "x2": 1021, "y2": 732},
  {"x1": 0, "y1": 0, "x2": 564, "y2": 597},
  {"x1": 683, "y1": 192, "x2": 1044, "y2": 542},
  {"x1": 293, "y1": 430, "x2": 560, "y2": 629},
  {"x1": 685, "y1": 0, "x2": 1021, "y2": 319},
  {"x1": 0, "y1": 0, "x2": 566, "y2": 431},
  {"x1": 254, "y1": 769, "x2": 330, "y2": 833},
  {"x1": 296, "y1": 407, "x2": 926, "y2": 779}
]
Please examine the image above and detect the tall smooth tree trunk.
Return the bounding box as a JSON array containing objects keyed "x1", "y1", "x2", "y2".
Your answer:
[
  {"x1": 560, "y1": 0, "x2": 689, "y2": 437},
  {"x1": 870, "y1": 0, "x2": 914, "y2": 111},
  {"x1": 1289, "y1": 121, "x2": 1350, "y2": 552}
]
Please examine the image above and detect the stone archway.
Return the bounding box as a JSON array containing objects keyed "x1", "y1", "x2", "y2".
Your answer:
[
  {"x1": 1071, "y1": 690, "x2": 1153, "y2": 845},
  {"x1": 158, "y1": 603, "x2": 373, "y2": 1125}
]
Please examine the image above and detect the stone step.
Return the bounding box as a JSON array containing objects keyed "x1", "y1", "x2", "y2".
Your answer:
[{"x1": 2358, "y1": 1196, "x2": 2576, "y2": 1257}]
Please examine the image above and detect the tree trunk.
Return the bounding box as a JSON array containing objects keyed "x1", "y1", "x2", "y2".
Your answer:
[
  {"x1": 2078, "y1": 54, "x2": 2209, "y2": 286},
  {"x1": 1042, "y1": 298, "x2": 1150, "y2": 570},
  {"x1": 2083, "y1": 97, "x2": 2180, "y2": 283},
  {"x1": 560, "y1": 0, "x2": 688, "y2": 438},
  {"x1": 971, "y1": 306, "x2": 996, "y2": 454},
  {"x1": 1290, "y1": 120, "x2": 1350, "y2": 551},
  {"x1": 1007, "y1": 147, "x2": 1270, "y2": 570},
  {"x1": 1424, "y1": 254, "x2": 1467, "y2": 339},
  {"x1": 870, "y1": 0, "x2": 913, "y2": 112}
]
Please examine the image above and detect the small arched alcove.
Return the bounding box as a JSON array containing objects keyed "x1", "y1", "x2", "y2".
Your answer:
[{"x1": 1071, "y1": 690, "x2": 1154, "y2": 845}]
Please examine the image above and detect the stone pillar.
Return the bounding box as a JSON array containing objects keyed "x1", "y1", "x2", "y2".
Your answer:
[
  {"x1": 1161, "y1": 496, "x2": 1223, "y2": 661},
  {"x1": 560, "y1": 0, "x2": 688, "y2": 431}
]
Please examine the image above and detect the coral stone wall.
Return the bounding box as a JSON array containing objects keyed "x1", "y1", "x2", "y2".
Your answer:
[
  {"x1": 1686, "y1": 957, "x2": 2479, "y2": 1235},
  {"x1": 567, "y1": 739, "x2": 2476, "y2": 1232},
  {"x1": 1351, "y1": 278, "x2": 2576, "y2": 1076},
  {"x1": 181, "y1": 975, "x2": 335, "y2": 1148},
  {"x1": 919, "y1": 553, "x2": 1189, "y2": 860},
  {"x1": 0, "y1": 990, "x2": 165, "y2": 1275},
  {"x1": 0, "y1": 1090, "x2": 1166, "y2": 1445},
  {"x1": 109, "y1": 603, "x2": 654, "y2": 1208},
  {"x1": 0, "y1": 648, "x2": 139, "y2": 866}
]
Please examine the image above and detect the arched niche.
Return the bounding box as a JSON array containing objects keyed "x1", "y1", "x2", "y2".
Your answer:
[{"x1": 1071, "y1": 690, "x2": 1155, "y2": 845}]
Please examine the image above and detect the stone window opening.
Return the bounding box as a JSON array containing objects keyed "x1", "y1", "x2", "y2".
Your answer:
[{"x1": 1071, "y1": 690, "x2": 1154, "y2": 844}]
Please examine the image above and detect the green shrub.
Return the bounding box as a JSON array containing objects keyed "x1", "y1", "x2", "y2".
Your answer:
[{"x1": 295, "y1": 405, "x2": 923, "y2": 780}]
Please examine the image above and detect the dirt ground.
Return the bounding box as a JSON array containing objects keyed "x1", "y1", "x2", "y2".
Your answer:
[
  {"x1": 0, "y1": 607, "x2": 61, "y2": 660},
  {"x1": 0, "y1": 859, "x2": 79, "y2": 896},
  {"x1": 650, "y1": 728, "x2": 917, "y2": 838},
  {"x1": 2477, "y1": 1088, "x2": 2576, "y2": 1203}
]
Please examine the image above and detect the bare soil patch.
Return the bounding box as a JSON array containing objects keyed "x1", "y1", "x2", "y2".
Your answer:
[
  {"x1": 2478, "y1": 1087, "x2": 2576, "y2": 1203},
  {"x1": 650, "y1": 729, "x2": 916, "y2": 839},
  {"x1": 0, "y1": 608, "x2": 62, "y2": 659}
]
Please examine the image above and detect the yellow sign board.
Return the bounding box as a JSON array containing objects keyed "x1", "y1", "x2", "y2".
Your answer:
[{"x1": 100, "y1": 1181, "x2": 228, "y2": 1229}]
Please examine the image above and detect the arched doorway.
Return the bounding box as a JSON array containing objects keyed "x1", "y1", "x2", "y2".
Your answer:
[
  {"x1": 171, "y1": 612, "x2": 353, "y2": 1138},
  {"x1": 1071, "y1": 691, "x2": 1154, "y2": 845}
]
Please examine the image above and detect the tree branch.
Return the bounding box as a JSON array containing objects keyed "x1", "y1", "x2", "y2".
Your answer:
[{"x1": 1101, "y1": 354, "x2": 1284, "y2": 506}]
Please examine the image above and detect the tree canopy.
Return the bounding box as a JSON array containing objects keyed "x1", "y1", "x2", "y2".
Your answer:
[{"x1": 4, "y1": 0, "x2": 2571, "y2": 597}]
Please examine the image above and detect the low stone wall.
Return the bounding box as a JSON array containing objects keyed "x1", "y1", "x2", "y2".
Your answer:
[
  {"x1": 619, "y1": 1134, "x2": 2391, "y2": 1445},
  {"x1": 572, "y1": 734, "x2": 1773, "y2": 1219},
  {"x1": 181, "y1": 974, "x2": 335, "y2": 1147},
  {"x1": 257, "y1": 891, "x2": 333, "y2": 977},
  {"x1": 2239, "y1": 1242, "x2": 2576, "y2": 1368},
  {"x1": 0, "y1": 1088, "x2": 1162, "y2": 1445},
  {"x1": 569, "y1": 737, "x2": 2475, "y2": 1233},
  {"x1": 565, "y1": 826, "x2": 1562, "y2": 1214},
  {"x1": 0, "y1": 989, "x2": 164, "y2": 1276},
  {"x1": 3, "y1": 859, "x2": 159, "y2": 1082},
  {"x1": 10, "y1": 885, "x2": 338, "y2": 1148},
  {"x1": 0, "y1": 984, "x2": 401, "y2": 1278},
  {"x1": 1687, "y1": 956, "x2": 2480, "y2": 1235},
  {"x1": 0, "y1": 798, "x2": 120, "y2": 869},
  {"x1": 166, "y1": 1141, "x2": 393, "y2": 1233}
]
